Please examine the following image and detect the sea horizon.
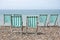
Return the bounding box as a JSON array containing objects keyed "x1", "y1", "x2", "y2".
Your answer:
[{"x1": 0, "y1": 9, "x2": 60, "y2": 15}]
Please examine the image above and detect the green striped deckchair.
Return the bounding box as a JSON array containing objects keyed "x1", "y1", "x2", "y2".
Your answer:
[
  {"x1": 47, "y1": 14, "x2": 58, "y2": 27},
  {"x1": 37, "y1": 14, "x2": 47, "y2": 33},
  {"x1": 39, "y1": 14, "x2": 47, "y2": 27},
  {"x1": 3, "y1": 14, "x2": 12, "y2": 31},
  {"x1": 26, "y1": 16, "x2": 38, "y2": 34},
  {"x1": 11, "y1": 14, "x2": 23, "y2": 32}
]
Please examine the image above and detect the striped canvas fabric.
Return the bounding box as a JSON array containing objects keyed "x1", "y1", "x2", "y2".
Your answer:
[
  {"x1": 49, "y1": 15, "x2": 58, "y2": 24},
  {"x1": 11, "y1": 15, "x2": 22, "y2": 27},
  {"x1": 27, "y1": 16, "x2": 38, "y2": 28},
  {"x1": 4, "y1": 15, "x2": 11, "y2": 24},
  {"x1": 39, "y1": 15, "x2": 47, "y2": 24}
]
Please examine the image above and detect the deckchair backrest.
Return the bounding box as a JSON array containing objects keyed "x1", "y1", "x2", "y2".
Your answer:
[
  {"x1": 39, "y1": 14, "x2": 47, "y2": 26},
  {"x1": 11, "y1": 14, "x2": 22, "y2": 27},
  {"x1": 27, "y1": 16, "x2": 38, "y2": 28},
  {"x1": 4, "y1": 14, "x2": 11, "y2": 24},
  {"x1": 49, "y1": 14, "x2": 58, "y2": 25}
]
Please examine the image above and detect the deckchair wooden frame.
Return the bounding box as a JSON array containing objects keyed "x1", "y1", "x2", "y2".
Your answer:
[
  {"x1": 11, "y1": 14, "x2": 23, "y2": 33},
  {"x1": 26, "y1": 16, "x2": 38, "y2": 34},
  {"x1": 2, "y1": 14, "x2": 12, "y2": 32},
  {"x1": 36, "y1": 14, "x2": 48, "y2": 33},
  {"x1": 47, "y1": 14, "x2": 58, "y2": 27}
]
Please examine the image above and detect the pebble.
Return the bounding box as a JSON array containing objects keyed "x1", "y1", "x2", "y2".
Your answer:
[{"x1": 0, "y1": 27, "x2": 60, "y2": 40}]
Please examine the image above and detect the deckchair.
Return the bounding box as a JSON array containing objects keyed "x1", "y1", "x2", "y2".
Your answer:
[
  {"x1": 11, "y1": 14, "x2": 23, "y2": 33},
  {"x1": 47, "y1": 14, "x2": 58, "y2": 27},
  {"x1": 37, "y1": 14, "x2": 47, "y2": 33},
  {"x1": 39, "y1": 14, "x2": 47, "y2": 27},
  {"x1": 1, "y1": 14, "x2": 12, "y2": 32},
  {"x1": 26, "y1": 16, "x2": 38, "y2": 34}
]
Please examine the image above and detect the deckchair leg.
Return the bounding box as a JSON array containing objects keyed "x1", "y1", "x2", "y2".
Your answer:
[
  {"x1": 10, "y1": 26, "x2": 12, "y2": 32},
  {"x1": 26, "y1": 27, "x2": 28, "y2": 35},
  {"x1": 35, "y1": 27, "x2": 38, "y2": 35},
  {"x1": 21, "y1": 27, "x2": 23, "y2": 35},
  {"x1": 35, "y1": 22, "x2": 38, "y2": 35}
]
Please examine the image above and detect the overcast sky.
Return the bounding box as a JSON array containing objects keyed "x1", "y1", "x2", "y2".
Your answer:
[{"x1": 0, "y1": 0, "x2": 60, "y2": 9}]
